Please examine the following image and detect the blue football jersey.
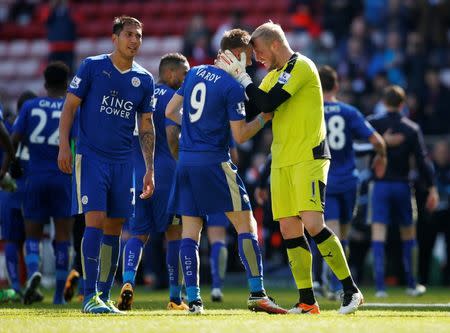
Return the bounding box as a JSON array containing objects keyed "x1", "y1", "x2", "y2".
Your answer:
[
  {"x1": 13, "y1": 97, "x2": 65, "y2": 175},
  {"x1": 324, "y1": 101, "x2": 374, "y2": 193},
  {"x1": 177, "y1": 65, "x2": 246, "y2": 164},
  {"x1": 133, "y1": 83, "x2": 177, "y2": 189},
  {"x1": 68, "y1": 54, "x2": 154, "y2": 162}
]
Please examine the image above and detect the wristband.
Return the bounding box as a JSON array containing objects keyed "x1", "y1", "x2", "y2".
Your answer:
[{"x1": 257, "y1": 114, "x2": 265, "y2": 129}]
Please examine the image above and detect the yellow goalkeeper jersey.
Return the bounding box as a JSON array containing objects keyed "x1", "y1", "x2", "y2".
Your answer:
[{"x1": 259, "y1": 53, "x2": 329, "y2": 168}]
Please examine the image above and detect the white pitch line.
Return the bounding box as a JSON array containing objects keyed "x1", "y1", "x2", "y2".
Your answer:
[{"x1": 364, "y1": 303, "x2": 450, "y2": 308}]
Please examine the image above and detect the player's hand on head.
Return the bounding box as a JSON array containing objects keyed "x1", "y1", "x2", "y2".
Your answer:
[
  {"x1": 58, "y1": 144, "x2": 73, "y2": 174},
  {"x1": 140, "y1": 170, "x2": 155, "y2": 199}
]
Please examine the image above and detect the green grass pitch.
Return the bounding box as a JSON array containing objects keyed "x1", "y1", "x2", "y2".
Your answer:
[{"x1": 1, "y1": 286, "x2": 449, "y2": 333}]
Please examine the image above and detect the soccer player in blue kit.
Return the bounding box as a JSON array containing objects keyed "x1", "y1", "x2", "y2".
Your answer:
[
  {"x1": 0, "y1": 91, "x2": 36, "y2": 301},
  {"x1": 58, "y1": 16, "x2": 156, "y2": 314},
  {"x1": 166, "y1": 29, "x2": 286, "y2": 315},
  {"x1": 367, "y1": 85, "x2": 439, "y2": 298},
  {"x1": 12, "y1": 62, "x2": 73, "y2": 305},
  {"x1": 319, "y1": 66, "x2": 386, "y2": 298},
  {"x1": 118, "y1": 53, "x2": 189, "y2": 311}
]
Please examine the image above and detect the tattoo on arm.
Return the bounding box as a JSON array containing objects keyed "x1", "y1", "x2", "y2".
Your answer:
[
  {"x1": 166, "y1": 125, "x2": 180, "y2": 160},
  {"x1": 138, "y1": 113, "x2": 155, "y2": 171}
]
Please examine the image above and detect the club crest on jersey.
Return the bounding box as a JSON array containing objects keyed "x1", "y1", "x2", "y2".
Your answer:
[
  {"x1": 131, "y1": 77, "x2": 141, "y2": 87},
  {"x1": 70, "y1": 76, "x2": 82, "y2": 89},
  {"x1": 278, "y1": 72, "x2": 291, "y2": 85},
  {"x1": 82, "y1": 195, "x2": 88, "y2": 205}
]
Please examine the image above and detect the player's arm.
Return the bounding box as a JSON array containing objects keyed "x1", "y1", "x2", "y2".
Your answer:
[
  {"x1": 413, "y1": 127, "x2": 439, "y2": 211},
  {"x1": 369, "y1": 131, "x2": 387, "y2": 178},
  {"x1": 229, "y1": 112, "x2": 271, "y2": 144},
  {"x1": 0, "y1": 120, "x2": 15, "y2": 179},
  {"x1": 138, "y1": 112, "x2": 155, "y2": 199},
  {"x1": 58, "y1": 92, "x2": 80, "y2": 174},
  {"x1": 166, "y1": 124, "x2": 181, "y2": 160},
  {"x1": 165, "y1": 93, "x2": 183, "y2": 125},
  {"x1": 217, "y1": 50, "x2": 291, "y2": 113}
]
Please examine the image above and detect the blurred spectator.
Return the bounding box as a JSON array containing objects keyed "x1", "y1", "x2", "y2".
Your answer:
[
  {"x1": 38, "y1": 0, "x2": 78, "y2": 74},
  {"x1": 404, "y1": 32, "x2": 427, "y2": 97},
  {"x1": 9, "y1": 0, "x2": 36, "y2": 26},
  {"x1": 418, "y1": 140, "x2": 450, "y2": 285},
  {"x1": 182, "y1": 15, "x2": 213, "y2": 66},
  {"x1": 290, "y1": 3, "x2": 321, "y2": 38},
  {"x1": 364, "y1": 0, "x2": 388, "y2": 28},
  {"x1": 419, "y1": 69, "x2": 450, "y2": 135},
  {"x1": 322, "y1": 0, "x2": 362, "y2": 43},
  {"x1": 212, "y1": 11, "x2": 251, "y2": 52}
]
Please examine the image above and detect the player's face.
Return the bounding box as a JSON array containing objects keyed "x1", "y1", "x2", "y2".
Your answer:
[
  {"x1": 252, "y1": 37, "x2": 277, "y2": 71},
  {"x1": 171, "y1": 61, "x2": 190, "y2": 90},
  {"x1": 114, "y1": 24, "x2": 142, "y2": 60}
]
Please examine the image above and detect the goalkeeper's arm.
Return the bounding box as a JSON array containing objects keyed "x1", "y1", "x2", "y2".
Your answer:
[{"x1": 245, "y1": 83, "x2": 291, "y2": 114}]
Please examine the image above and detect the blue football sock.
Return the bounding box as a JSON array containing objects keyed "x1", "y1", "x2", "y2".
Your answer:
[
  {"x1": 402, "y1": 239, "x2": 417, "y2": 289},
  {"x1": 98, "y1": 234, "x2": 120, "y2": 302},
  {"x1": 25, "y1": 238, "x2": 40, "y2": 279},
  {"x1": 238, "y1": 233, "x2": 264, "y2": 293},
  {"x1": 167, "y1": 240, "x2": 182, "y2": 303},
  {"x1": 122, "y1": 237, "x2": 144, "y2": 287},
  {"x1": 81, "y1": 227, "x2": 103, "y2": 298},
  {"x1": 180, "y1": 238, "x2": 200, "y2": 302},
  {"x1": 54, "y1": 241, "x2": 70, "y2": 304},
  {"x1": 5, "y1": 242, "x2": 20, "y2": 292},
  {"x1": 210, "y1": 241, "x2": 227, "y2": 289},
  {"x1": 372, "y1": 241, "x2": 385, "y2": 291}
]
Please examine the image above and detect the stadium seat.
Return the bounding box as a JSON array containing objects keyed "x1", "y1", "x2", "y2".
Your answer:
[
  {"x1": 8, "y1": 40, "x2": 29, "y2": 58},
  {"x1": 29, "y1": 40, "x2": 48, "y2": 58}
]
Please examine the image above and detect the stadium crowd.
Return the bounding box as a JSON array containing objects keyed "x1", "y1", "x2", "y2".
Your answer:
[{"x1": 0, "y1": 0, "x2": 449, "y2": 311}]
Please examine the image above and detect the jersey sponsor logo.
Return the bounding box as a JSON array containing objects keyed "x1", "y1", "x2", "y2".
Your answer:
[
  {"x1": 102, "y1": 70, "x2": 111, "y2": 78},
  {"x1": 69, "y1": 76, "x2": 82, "y2": 89},
  {"x1": 236, "y1": 102, "x2": 246, "y2": 116},
  {"x1": 131, "y1": 77, "x2": 141, "y2": 87},
  {"x1": 278, "y1": 72, "x2": 291, "y2": 85},
  {"x1": 243, "y1": 194, "x2": 250, "y2": 204},
  {"x1": 81, "y1": 195, "x2": 88, "y2": 205},
  {"x1": 100, "y1": 94, "x2": 133, "y2": 119}
]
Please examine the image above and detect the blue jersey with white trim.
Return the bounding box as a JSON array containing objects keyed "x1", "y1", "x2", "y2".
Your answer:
[
  {"x1": 324, "y1": 101, "x2": 374, "y2": 193},
  {"x1": 176, "y1": 65, "x2": 245, "y2": 164},
  {"x1": 133, "y1": 83, "x2": 177, "y2": 189},
  {"x1": 13, "y1": 97, "x2": 65, "y2": 175},
  {"x1": 68, "y1": 54, "x2": 154, "y2": 162}
]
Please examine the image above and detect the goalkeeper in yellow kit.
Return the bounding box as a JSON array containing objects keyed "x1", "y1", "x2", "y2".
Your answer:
[{"x1": 217, "y1": 22, "x2": 363, "y2": 314}]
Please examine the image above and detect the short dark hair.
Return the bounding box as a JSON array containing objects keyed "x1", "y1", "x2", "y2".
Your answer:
[
  {"x1": 382, "y1": 85, "x2": 406, "y2": 108},
  {"x1": 220, "y1": 29, "x2": 251, "y2": 51},
  {"x1": 113, "y1": 16, "x2": 143, "y2": 35},
  {"x1": 44, "y1": 61, "x2": 70, "y2": 90},
  {"x1": 159, "y1": 53, "x2": 188, "y2": 76},
  {"x1": 17, "y1": 90, "x2": 37, "y2": 111},
  {"x1": 318, "y1": 65, "x2": 338, "y2": 92}
]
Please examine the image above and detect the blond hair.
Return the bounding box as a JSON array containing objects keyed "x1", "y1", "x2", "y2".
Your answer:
[{"x1": 251, "y1": 21, "x2": 288, "y2": 45}]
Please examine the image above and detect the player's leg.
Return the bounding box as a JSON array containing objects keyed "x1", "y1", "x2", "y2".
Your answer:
[
  {"x1": 323, "y1": 192, "x2": 342, "y2": 298},
  {"x1": 206, "y1": 214, "x2": 229, "y2": 302},
  {"x1": 271, "y1": 165, "x2": 318, "y2": 314},
  {"x1": 165, "y1": 222, "x2": 187, "y2": 310},
  {"x1": 73, "y1": 154, "x2": 111, "y2": 313},
  {"x1": 180, "y1": 215, "x2": 204, "y2": 314},
  {"x1": 53, "y1": 217, "x2": 74, "y2": 304},
  {"x1": 119, "y1": 185, "x2": 150, "y2": 311},
  {"x1": 369, "y1": 181, "x2": 390, "y2": 297},
  {"x1": 99, "y1": 217, "x2": 125, "y2": 312},
  {"x1": 396, "y1": 184, "x2": 424, "y2": 296},
  {"x1": 98, "y1": 160, "x2": 133, "y2": 313},
  {"x1": 2, "y1": 205, "x2": 25, "y2": 297},
  {"x1": 64, "y1": 214, "x2": 85, "y2": 302},
  {"x1": 226, "y1": 210, "x2": 286, "y2": 314},
  {"x1": 23, "y1": 220, "x2": 44, "y2": 305},
  {"x1": 294, "y1": 160, "x2": 362, "y2": 314}
]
